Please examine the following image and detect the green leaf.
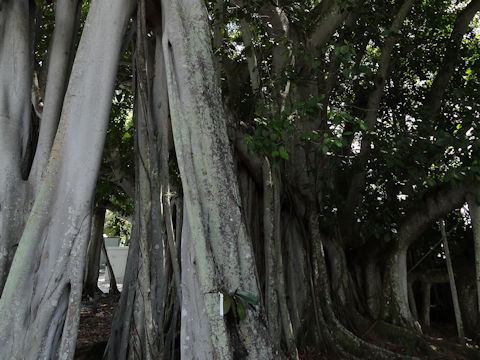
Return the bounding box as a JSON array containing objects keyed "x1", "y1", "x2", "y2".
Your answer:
[
  {"x1": 236, "y1": 299, "x2": 246, "y2": 321},
  {"x1": 236, "y1": 290, "x2": 259, "y2": 306},
  {"x1": 452, "y1": 172, "x2": 463, "y2": 181},
  {"x1": 342, "y1": 113, "x2": 353, "y2": 122},
  {"x1": 334, "y1": 138, "x2": 344, "y2": 148},
  {"x1": 279, "y1": 146, "x2": 289, "y2": 160},
  {"x1": 223, "y1": 293, "x2": 232, "y2": 315},
  {"x1": 272, "y1": 150, "x2": 279, "y2": 158}
]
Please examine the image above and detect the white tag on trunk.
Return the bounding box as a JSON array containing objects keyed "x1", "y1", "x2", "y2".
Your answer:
[{"x1": 219, "y1": 292, "x2": 224, "y2": 317}]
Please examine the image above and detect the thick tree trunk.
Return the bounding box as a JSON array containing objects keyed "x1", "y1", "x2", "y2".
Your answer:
[
  {"x1": 263, "y1": 159, "x2": 281, "y2": 351},
  {"x1": 161, "y1": 0, "x2": 275, "y2": 357},
  {"x1": 381, "y1": 246, "x2": 413, "y2": 327},
  {"x1": 0, "y1": 0, "x2": 32, "y2": 295},
  {"x1": 123, "y1": 12, "x2": 167, "y2": 357},
  {"x1": 381, "y1": 184, "x2": 472, "y2": 327},
  {"x1": 456, "y1": 258, "x2": 480, "y2": 338},
  {"x1": 440, "y1": 220, "x2": 465, "y2": 342},
  {"x1": 262, "y1": 160, "x2": 297, "y2": 357},
  {"x1": 365, "y1": 257, "x2": 382, "y2": 319},
  {"x1": 84, "y1": 207, "x2": 106, "y2": 297},
  {"x1": 284, "y1": 216, "x2": 309, "y2": 338},
  {"x1": 421, "y1": 282, "x2": 431, "y2": 327},
  {"x1": 307, "y1": 209, "x2": 403, "y2": 359},
  {"x1": 407, "y1": 282, "x2": 418, "y2": 321},
  {"x1": 467, "y1": 192, "x2": 480, "y2": 315},
  {"x1": 29, "y1": 0, "x2": 82, "y2": 191},
  {"x1": 102, "y1": 239, "x2": 120, "y2": 295},
  {"x1": 104, "y1": 217, "x2": 141, "y2": 360},
  {"x1": 105, "y1": 5, "x2": 180, "y2": 357},
  {"x1": 0, "y1": 1, "x2": 134, "y2": 358}
]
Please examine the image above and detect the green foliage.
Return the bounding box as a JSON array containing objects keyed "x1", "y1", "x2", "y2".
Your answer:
[
  {"x1": 95, "y1": 35, "x2": 135, "y2": 218},
  {"x1": 244, "y1": 95, "x2": 329, "y2": 161},
  {"x1": 104, "y1": 210, "x2": 131, "y2": 245},
  {"x1": 244, "y1": 109, "x2": 295, "y2": 161},
  {"x1": 221, "y1": 289, "x2": 259, "y2": 322},
  {"x1": 34, "y1": 3, "x2": 55, "y2": 68},
  {"x1": 206, "y1": 0, "x2": 480, "y2": 249},
  {"x1": 95, "y1": 179, "x2": 133, "y2": 215}
]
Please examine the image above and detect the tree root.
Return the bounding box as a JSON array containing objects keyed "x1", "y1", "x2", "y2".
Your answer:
[{"x1": 370, "y1": 320, "x2": 480, "y2": 360}]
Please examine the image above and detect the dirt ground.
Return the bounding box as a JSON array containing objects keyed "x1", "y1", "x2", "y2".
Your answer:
[
  {"x1": 75, "y1": 293, "x2": 119, "y2": 359},
  {"x1": 74, "y1": 294, "x2": 479, "y2": 359}
]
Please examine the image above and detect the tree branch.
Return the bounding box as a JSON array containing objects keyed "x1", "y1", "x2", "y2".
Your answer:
[
  {"x1": 239, "y1": 18, "x2": 261, "y2": 93},
  {"x1": 425, "y1": 0, "x2": 480, "y2": 116},
  {"x1": 342, "y1": 0, "x2": 415, "y2": 237},
  {"x1": 259, "y1": 3, "x2": 290, "y2": 76},
  {"x1": 309, "y1": 0, "x2": 336, "y2": 24},
  {"x1": 234, "y1": 131, "x2": 263, "y2": 186},
  {"x1": 399, "y1": 182, "x2": 473, "y2": 249},
  {"x1": 306, "y1": 0, "x2": 352, "y2": 49}
]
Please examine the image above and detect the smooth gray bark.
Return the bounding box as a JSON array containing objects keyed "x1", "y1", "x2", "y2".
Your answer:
[
  {"x1": 307, "y1": 210, "x2": 402, "y2": 359},
  {"x1": 84, "y1": 207, "x2": 106, "y2": 297},
  {"x1": 382, "y1": 247, "x2": 413, "y2": 326},
  {"x1": 407, "y1": 282, "x2": 418, "y2": 321},
  {"x1": 284, "y1": 217, "x2": 308, "y2": 338},
  {"x1": 467, "y1": 192, "x2": 480, "y2": 315},
  {"x1": 0, "y1": 1, "x2": 134, "y2": 358},
  {"x1": 105, "y1": 6, "x2": 177, "y2": 357},
  {"x1": 0, "y1": 0, "x2": 32, "y2": 295},
  {"x1": 104, "y1": 217, "x2": 140, "y2": 360},
  {"x1": 161, "y1": 0, "x2": 274, "y2": 357},
  {"x1": 381, "y1": 184, "x2": 472, "y2": 326},
  {"x1": 365, "y1": 258, "x2": 382, "y2": 319},
  {"x1": 440, "y1": 220, "x2": 465, "y2": 342},
  {"x1": 263, "y1": 159, "x2": 281, "y2": 351},
  {"x1": 126, "y1": 12, "x2": 166, "y2": 357},
  {"x1": 102, "y1": 239, "x2": 119, "y2": 295},
  {"x1": 29, "y1": 0, "x2": 82, "y2": 190},
  {"x1": 421, "y1": 282, "x2": 431, "y2": 327}
]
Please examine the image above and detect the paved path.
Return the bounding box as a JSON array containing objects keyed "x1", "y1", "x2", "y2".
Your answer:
[{"x1": 97, "y1": 269, "x2": 123, "y2": 293}]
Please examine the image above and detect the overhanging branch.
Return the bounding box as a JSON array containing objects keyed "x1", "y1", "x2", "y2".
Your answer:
[
  {"x1": 424, "y1": 0, "x2": 480, "y2": 117},
  {"x1": 399, "y1": 181, "x2": 473, "y2": 248}
]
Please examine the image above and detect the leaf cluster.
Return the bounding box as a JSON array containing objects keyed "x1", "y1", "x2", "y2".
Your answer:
[{"x1": 221, "y1": 289, "x2": 259, "y2": 322}]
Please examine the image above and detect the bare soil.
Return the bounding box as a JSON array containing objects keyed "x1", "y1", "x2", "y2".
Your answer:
[
  {"x1": 74, "y1": 292, "x2": 119, "y2": 359},
  {"x1": 74, "y1": 295, "x2": 479, "y2": 359}
]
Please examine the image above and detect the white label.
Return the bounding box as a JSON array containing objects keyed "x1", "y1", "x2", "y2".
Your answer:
[{"x1": 219, "y1": 292, "x2": 224, "y2": 317}]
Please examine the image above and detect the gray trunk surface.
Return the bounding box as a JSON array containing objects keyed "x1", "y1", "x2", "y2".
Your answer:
[
  {"x1": 440, "y1": 220, "x2": 465, "y2": 342},
  {"x1": 0, "y1": 1, "x2": 134, "y2": 358},
  {"x1": 161, "y1": 0, "x2": 274, "y2": 357},
  {"x1": 467, "y1": 192, "x2": 480, "y2": 315},
  {"x1": 84, "y1": 207, "x2": 106, "y2": 296},
  {"x1": 29, "y1": 0, "x2": 82, "y2": 191},
  {"x1": 0, "y1": 0, "x2": 32, "y2": 295}
]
